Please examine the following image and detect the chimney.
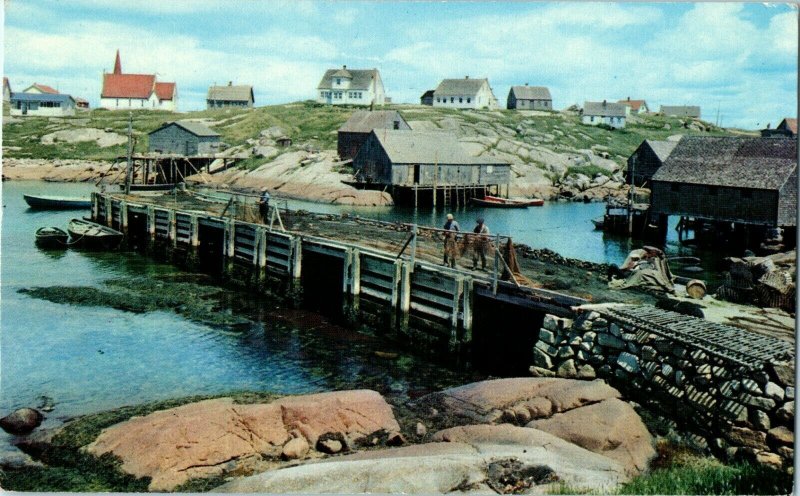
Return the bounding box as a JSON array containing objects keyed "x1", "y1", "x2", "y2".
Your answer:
[
  {"x1": 228, "y1": 81, "x2": 232, "y2": 86},
  {"x1": 465, "y1": 75, "x2": 469, "y2": 79},
  {"x1": 603, "y1": 99, "x2": 607, "y2": 106},
  {"x1": 627, "y1": 96, "x2": 631, "y2": 101},
  {"x1": 343, "y1": 65, "x2": 347, "y2": 70},
  {"x1": 525, "y1": 82, "x2": 529, "y2": 86}
]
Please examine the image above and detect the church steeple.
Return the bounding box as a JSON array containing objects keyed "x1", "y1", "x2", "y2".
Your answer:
[{"x1": 113, "y1": 49, "x2": 122, "y2": 75}]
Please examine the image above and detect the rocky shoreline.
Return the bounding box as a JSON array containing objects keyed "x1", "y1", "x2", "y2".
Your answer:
[{"x1": 3, "y1": 378, "x2": 658, "y2": 493}]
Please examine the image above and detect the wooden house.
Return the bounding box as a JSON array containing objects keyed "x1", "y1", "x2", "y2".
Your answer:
[
  {"x1": 626, "y1": 139, "x2": 678, "y2": 187},
  {"x1": 762, "y1": 118, "x2": 797, "y2": 138},
  {"x1": 337, "y1": 110, "x2": 411, "y2": 160},
  {"x1": 660, "y1": 105, "x2": 701, "y2": 118},
  {"x1": 432, "y1": 77, "x2": 498, "y2": 110},
  {"x1": 353, "y1": 130, "x2": 509, "y2": 188},
  {"x1": 618, "y1": 97, "x2": 649, "y2": 115},
  {"x1": 148, "y1": 121, "x2": 221, "y2": 156},
  {"x1": 507, "y1": 85, "x2": 552, "y2": 110},
  {"x1": 10, "y1": 93, "x2": 76, "y2": 117},
  {"x1": 582, "y1": 101, "x2": 626, "y2": 128},
  {"x1": 317, "y1": 65, "x2": 385, "y2": 106},
  {"x1": 420, "y1": 90, "x2": 434, "y2": 106},
  {"x1": 650, "y1": 137, "x2": 796, "y2": 228},
  {"x1": 100, "y1": 50, "x2": 177, "y2": 111},
  {"x1": 22, "y1": 83, "x2": 59, "y2": 94},
  {"x1": 3, "y1": 77, "x2": 11, "y2": 102},
  {"x1": 207, "y1": 82, "x2": 254, "y2": 108}
]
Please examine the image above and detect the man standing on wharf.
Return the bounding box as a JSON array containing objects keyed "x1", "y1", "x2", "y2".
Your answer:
[
  {"x1": 442, "y1": 213, "x2": 460, "y2": 268},
  {"x1": 259, "y1": 187, "x2": 271, "y2": 223}
]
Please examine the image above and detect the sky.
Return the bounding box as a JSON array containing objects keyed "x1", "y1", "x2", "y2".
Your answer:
[{"x1": 3, "y1": 1, "x2": 797, "y2": 130}]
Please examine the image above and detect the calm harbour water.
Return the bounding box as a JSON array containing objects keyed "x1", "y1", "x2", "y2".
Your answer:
[{"x1": 1, "y1": 181, "x2": 722, "y2": 436}]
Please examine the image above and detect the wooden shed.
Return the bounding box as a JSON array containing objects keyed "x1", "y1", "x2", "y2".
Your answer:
[
  {"x1": 650, "y1": 137, "x2": 797, "y2": 227},
  {"x1": 626, "y1": 139, "x2": 678, "y2": 187},
  {"x1": 148, "y1": 121, "x2": 222, "y2": 156},
  {"x1": 353, "y1": 130, "x2": 510, "y2": 187},
  {"x1": 337, "y1": 110, "x2": 410, "y2": 160}
]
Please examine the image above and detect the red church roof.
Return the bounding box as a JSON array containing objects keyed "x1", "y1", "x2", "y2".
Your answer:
[
  {"x1": 155, "y1": 82, "x2": 175, "y2": 101},
  {"x1": 102, "y1": 73, "x2": 156, "y2": 99}
]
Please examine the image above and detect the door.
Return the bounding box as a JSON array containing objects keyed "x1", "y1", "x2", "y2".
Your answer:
[{"x1": 413, "y1": 164, "x2": 420, "y2": 184}]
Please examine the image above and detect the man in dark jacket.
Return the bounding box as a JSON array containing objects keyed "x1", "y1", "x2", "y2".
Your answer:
[{"x1": 442, "y1": 213, "x2": 460, "y2": 268}]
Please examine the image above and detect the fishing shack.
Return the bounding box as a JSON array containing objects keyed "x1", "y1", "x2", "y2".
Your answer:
[
  {"x1": 650, "y1": 136, "x2": 797, "y2": 249},
  {"x1": 337, "y1": 110, "x2": 410, "y2": 160},
  {"x1": 352, "y1": 130, "x2": 510, "y2": 206},
  {"x1": 148, "y1": 121, "x2": 222, "y2": 156}
]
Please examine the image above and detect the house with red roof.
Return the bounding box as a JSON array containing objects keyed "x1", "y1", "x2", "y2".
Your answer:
[
  {"x1": 23, "y1": 83, "x2": 59, "y2": 94},
  {"x1": 618, "y1": 97, "x2": 649, "y2": 115},
  {"x1": 100, "y1": 50, "x2": 177, "y2": 111}
]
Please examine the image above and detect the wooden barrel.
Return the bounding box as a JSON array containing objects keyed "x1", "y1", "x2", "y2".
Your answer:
[{"x1": 686, "y1": 279, "x2": 707, "y2": 299}]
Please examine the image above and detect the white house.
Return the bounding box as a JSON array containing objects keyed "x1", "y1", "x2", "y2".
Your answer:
[
  {"x1": 432, "y1": 77, "x2": 498, "y2": 110},
  {"x1": 618, "y1": 97, "x2": 649, "y2": 115},
  {"x1": 582, "y1": 101, "x2": 627, "y2": 129},
  {"x1": 100, "y1": 50, "x2": 177, "y2": 111},
  {"x1": 10, "y1": 93, "x2": 76, "y2": 117},
  {"x1": 317, "y1": 65, "x2": 385, "y2": 106}
]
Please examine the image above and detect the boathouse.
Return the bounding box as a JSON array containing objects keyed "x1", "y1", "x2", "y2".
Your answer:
[
  {"x1": 626, "y1": 139, "x2": 678, "y2": 187},
  {"x1": 507, "y1": 85, "x2": 552, "y2": 110},
  {"x1": 353, "y1": 130, "x2": 509, "y2": 205},
  {"x1": 650, "y1": 137, "x2": 797, "y2": 229},
  {"x1": 337, "y1": 110, "x2": 411, "y2": 160},
  {"x1": 148, "y1": 121, "x2": 222, "y2": 155}
]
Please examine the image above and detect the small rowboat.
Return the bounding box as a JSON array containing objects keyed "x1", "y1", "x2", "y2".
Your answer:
[
  {"x1": 471, "y1": 195, "x2": 544, "y2": 208},
  {"x1": 67, "y1": 219, "x2": 123, "y2": 250},
  {"x1": 35, "y1": 227, "x2": 69, "y2": 248},
  {"x1": 591, "y1": 217, "x2": 605, "y2": 230},
  {"x1": 23, "y1": 194, "x2": 92, "y2": 210},
  {"x1": 119, "y1": 183, "x2": 176, "y2": 192}
]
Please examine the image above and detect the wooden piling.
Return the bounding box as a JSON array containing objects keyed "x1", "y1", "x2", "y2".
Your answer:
[{"x1": 397, "y1": 260, "x2": 411, "y2": 333}]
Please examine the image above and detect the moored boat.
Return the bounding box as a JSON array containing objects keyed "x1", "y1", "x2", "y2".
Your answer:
[
  {"x1": 67, "y1": 219, "x2": 123, "y2": 250},
  {"x1": 591, "y1": 217, "x2": 605, "y2": 230},
  {"x1": 35, "y1": 227, "x2": 69, "y2": 248},
  {"x1": 471, "y1": 195, "x2": 544, "y2": 208},
  {"x1": 23, "y1": 194, "x2": 92, "y2": 210}
]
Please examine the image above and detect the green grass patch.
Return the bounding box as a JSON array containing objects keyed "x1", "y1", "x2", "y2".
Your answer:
[{"x1": 566, "y1": 165, "x2": 613, "y2": 178}]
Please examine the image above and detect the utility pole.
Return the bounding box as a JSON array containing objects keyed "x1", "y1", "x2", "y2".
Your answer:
[
  {"x1": 628, "y1": 155, "x2": 635, "y2": 236},
  {"x1": 124, "y1": 112, "x2": 133, "y2": 195}
]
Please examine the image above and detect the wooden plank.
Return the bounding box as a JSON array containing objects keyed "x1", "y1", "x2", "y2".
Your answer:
[
  {"x1": 198, "y1": 217, "x2": 225, "y2": 229},
  {"x1": 410, "y1": 301, "x2": 452, "y2": 320},
  {"x1": 361, "y1": 286, "x2": 393, "y2": 302},
  {"x1": 361, "y1": 256, "x2": 396, "y2": 277},
  {"x1": 236, "y1": 247, "x2": 255, "y2": 258},
  {"x1": 411, "y1": 290, "x2": 456, "y2": 309},
  {"x1": 360, "y1": 273, "x2": 395, "y2": 291},
  {"x1": 475, "y1": 286, "x2": 575, "y2": 317},
  {"x1": 303, "y1": 241, "x2": 347, "y2": 259},
  {"x1": 267, "y1": 245, "x2": 291, "y2": 257},
  {"x1": 412, "y1": 269, "x2": 457, "y2": 294}
]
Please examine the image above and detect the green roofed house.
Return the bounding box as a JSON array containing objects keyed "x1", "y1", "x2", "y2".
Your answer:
[
  {"x1": 148, "y1": 121, "x2": 222, "y2": 156},
  {"x1": 207, "y1": 82, "x2": 254, "y2": 109}
]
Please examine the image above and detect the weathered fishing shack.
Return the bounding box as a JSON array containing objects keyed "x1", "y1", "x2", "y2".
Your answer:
[
  {"x1": 352, "y1": 130, "x2": 511, "y2": 206},
  {"x1": 148, "y1": 121, "x2": 222, "y2": 156},
  {"x1": 650, "y1": 136, "x2": 797, "y2": 248},
  {"x1": 337, "y1": 110, "x2": 410, "y2": 160},
  {"x1": 626, "y1": 139, "x2": 678, "y2": 187}
]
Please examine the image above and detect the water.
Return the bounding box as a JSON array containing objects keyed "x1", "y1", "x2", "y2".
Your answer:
[{"x1": 1, "y1": 182, "x2": 725, "y2": 430}]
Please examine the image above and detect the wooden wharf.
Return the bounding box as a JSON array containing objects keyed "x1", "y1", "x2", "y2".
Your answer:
[{"x1": 92, "y1": 191, "x2": 587, "y2": 356}]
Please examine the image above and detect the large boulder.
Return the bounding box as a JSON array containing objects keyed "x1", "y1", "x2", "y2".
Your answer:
[
  {"x1": 0, "y1": 408, "x2": 44, "y2": 435},
  {"x1": 85, "y1": 390, "x2": 399, "y2": 491},
  {"x1": 527, "y1": 398, "x2": 655, "y2": 474},
  {"x1": 414, "y1": 377, "x2": 620, "y2": 426},
  {"x1": 217, "y1": 425, "x2": 627, "y2": 493}
]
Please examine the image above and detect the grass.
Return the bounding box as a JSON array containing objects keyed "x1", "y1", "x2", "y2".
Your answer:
[{"x1": 565, "y1": 164, "x2": 614, "y2": 178}]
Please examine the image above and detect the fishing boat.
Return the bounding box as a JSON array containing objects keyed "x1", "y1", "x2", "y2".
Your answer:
[
  {"x1": 119, "y1": 183, "x2": 176, "y2": 192},
  {"x1": 35, "y1": 227, "x2": 69, "y2": 248},
  {"x1": 591, "y1": 217, "x2": 605, "y2": 230},
  {"x1": 471, "y1": 195, "x2": 544, "y2": 208},
  {"x1": 23, "y1": 194, "x2": 92, "y2": 210},
  {"x1": 67, "y1": 219, "x2": 123, "y2": 250}
]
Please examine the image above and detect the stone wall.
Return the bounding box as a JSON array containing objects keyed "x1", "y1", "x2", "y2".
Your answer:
[{"x1": 530, "y1": 306, "x2": 795, "y2": 470}]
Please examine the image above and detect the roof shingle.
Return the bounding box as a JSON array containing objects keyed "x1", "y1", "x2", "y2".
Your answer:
[
  {"x1": 368, "y1": 130, "x2": 507, "y2": 165},
  {"x1": 583, "y1": 101, "x2": 627, "y2": 117},
  {"x1": 207, "y1": 84, "x2": 253, "y2": 102},
  {"x1": 338, "y1": 110, "x2": 409, "y2": 133},
  {"x1": 318, "y1": 68, "x2": 379, "y2": 90},
  {"x1": 434, "y1": 78, "x2": 489, "y2": 97},
  {"x1": 102, "y1": 73, "x2": 156, "y2": 99},
  {"x1": 510, "y1": 86, "x2": 551, "y2": 100}
]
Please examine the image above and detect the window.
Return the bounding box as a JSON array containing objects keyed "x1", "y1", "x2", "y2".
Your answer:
[
  {"x1": 436, "y1": 97, "x2": 440, "y2": 102},
  {"x1": 393, "y1": 121, "x2": 400, "y2": 130},
  {"x1": 467, "y1": 97, "x2": 471, "y2": 103},
  {"x1": 450, "y1": 97, "x2": 454, "y2": 103},
  {"x1": 459, "y1": 97, "x2": 463, "y2": 103},
  {"x1": 591, "y1": 116, "x2": 595, "y2": 122},
  {"x1": 336, "y1": 78, "x2": 341, "y2": 85}
]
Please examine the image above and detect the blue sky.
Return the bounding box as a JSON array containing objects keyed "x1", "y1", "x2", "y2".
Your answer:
[{"x1": 3, "y1": 1, "x2": 797, "y2": 129}]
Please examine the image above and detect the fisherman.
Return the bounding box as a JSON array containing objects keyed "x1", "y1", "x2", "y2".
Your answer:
[
  {"x1": 471, "y1": 218, "x2": 490, "y2": 271},
  {"x1": 258, "y1": 187, "x2": 271, "y2": 223},
  {"x1": 442, "y1": 213, "x2": 460, "y2": 268}
]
